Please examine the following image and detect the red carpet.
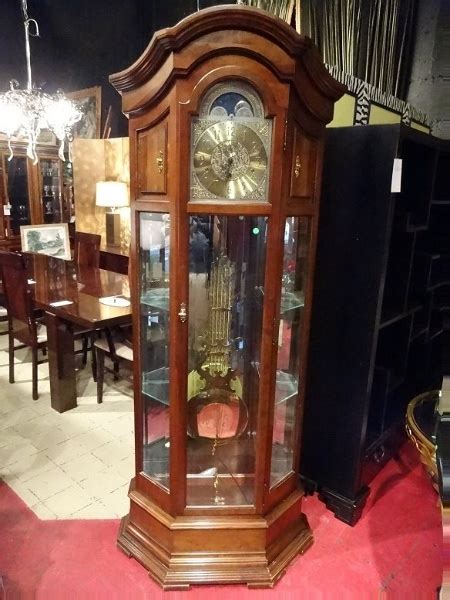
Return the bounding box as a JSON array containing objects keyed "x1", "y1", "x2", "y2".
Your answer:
[{"x1": 0, "y1": 442, "x2": 442, "y2": 598}]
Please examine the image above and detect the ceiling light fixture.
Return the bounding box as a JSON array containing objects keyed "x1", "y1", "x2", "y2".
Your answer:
[{"x1": 0, "y1": 0, "x2": 82, "y2": 163}]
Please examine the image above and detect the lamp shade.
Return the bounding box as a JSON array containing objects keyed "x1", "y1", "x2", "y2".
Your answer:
[{"x1": 95, "y1": 181, "x2": 129, "y2": 208}]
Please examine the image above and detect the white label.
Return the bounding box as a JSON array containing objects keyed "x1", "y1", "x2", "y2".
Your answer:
[
  {"x1": 152, "y1": 262, "x2": 163, "y2": 279},
  {"x1": 391, "y1": 158, "x2": 402, "y2": 193},
  {"x1": 3, "y1": 204, "x2": 11, "y2": 216},
  {"x1": 50, "y1": 300, "x2": 73, "y2": 307},
  {"x1": 278, "y1": 319, "x2": 284, "y2": 347}
]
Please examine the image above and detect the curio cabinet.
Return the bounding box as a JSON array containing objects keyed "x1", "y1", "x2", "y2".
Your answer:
[
  {"x1": 0, "y1": 140, "x2": 68, "y2": 250},
  {"x1": 110, "y1": 5, "x2": 343, "y2": 589}
]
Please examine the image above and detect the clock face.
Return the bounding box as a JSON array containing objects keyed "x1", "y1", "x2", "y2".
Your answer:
[{"x1": 192, "y1": 120, "x2": 268, "y2": 201}]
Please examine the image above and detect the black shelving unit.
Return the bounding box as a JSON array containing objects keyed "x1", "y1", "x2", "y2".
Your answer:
[{"x1": 301, "y1": 124, "x2": 449, "y2": 525}]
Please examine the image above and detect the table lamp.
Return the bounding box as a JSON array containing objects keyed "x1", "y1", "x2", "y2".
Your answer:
[{"x1": 96, "y1": 180, "x2": 129, "y2": 247}]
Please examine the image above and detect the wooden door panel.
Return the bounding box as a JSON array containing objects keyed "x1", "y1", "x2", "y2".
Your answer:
[
  {"x1": 137, "y1": 119, "x2": 168, "y2": 196},
  {"x1": 289, "y1": 126, "x2": 318, "y2": 200}
]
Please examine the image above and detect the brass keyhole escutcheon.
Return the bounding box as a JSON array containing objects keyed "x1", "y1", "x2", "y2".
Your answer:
[
  {"x1": 156, "y1": 150, "x2": 164, "y2": 174},
  {"x1": 294, "y1": 155, "x2": 302, "y2": 178},
  {"x1": 178, "y1": 302, "x2": 187, "y2": 323}
]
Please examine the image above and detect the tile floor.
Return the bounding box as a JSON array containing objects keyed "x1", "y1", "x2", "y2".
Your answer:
[{"x1": 0, "y1": 326, "x2": 135, "y2": 520}]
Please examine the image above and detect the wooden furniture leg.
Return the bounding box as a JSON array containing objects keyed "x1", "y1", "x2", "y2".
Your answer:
[{"x1": 45, "y1": 312, "x2": 77, "y2": 412}]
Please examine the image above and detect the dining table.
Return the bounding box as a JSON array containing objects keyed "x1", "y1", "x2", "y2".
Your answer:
[{"x1": 25, "y1": 253, "x2": 132, "y2": 413}]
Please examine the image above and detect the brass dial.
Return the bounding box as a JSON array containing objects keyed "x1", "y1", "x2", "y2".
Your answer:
[{"x1": 193, "y1": 121, "x2": 268, "y2": 200}]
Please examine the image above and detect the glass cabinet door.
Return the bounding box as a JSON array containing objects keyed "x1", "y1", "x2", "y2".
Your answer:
[
  {"x1": 270, "y1": 216, "x2": 311, "y2": 487},
  {"x1": 186, "y1": 214, "x2": 267, "y2": 507},
  {"x1": 139, "y1": 213, "x2": 171, "y2": 490},
  {"x1": 39, "y1": 158, "x2": 62, "y2": 223},
  {"x1": 5, "y1": 156, "x2": 31, "y2": 236}
]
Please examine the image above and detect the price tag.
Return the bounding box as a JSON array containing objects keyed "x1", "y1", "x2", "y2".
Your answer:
[
  {"x1": 391, "y1": 158, "x2": 402, "y2": 193},
  {"x1": 3, "y1": 204, "x2": 11, "y2": 216},
  {"x1": 50, "y1": 300, "x2": 73, "y2": 307},
  {"x1": 278, "y1": 319, "x2": 284, "y2": 347},
  {"x1": 152, "y1": 262, "x2": 163, "y2": 279}
]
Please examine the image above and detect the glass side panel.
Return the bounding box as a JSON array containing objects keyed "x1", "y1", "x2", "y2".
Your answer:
[
  {"x1": 140, "y1": 213, "x2": 170, "y2": 490},
  {"x1": 270, "y1": 217, "x2": 311, "y2": 488},
  {"x1": 6, "y1": 157, "x2": 30, "y2": 236},
  {"x1": 186, "y1": 215, "x2": 267, "y2": 507},
  {"x1": 39, "y1": 159, "x2": 62, "y2": 223}
]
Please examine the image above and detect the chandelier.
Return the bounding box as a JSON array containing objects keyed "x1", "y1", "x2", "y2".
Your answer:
[{"x1": 0, "y1": 0, "x2": 82, "y2": 163}]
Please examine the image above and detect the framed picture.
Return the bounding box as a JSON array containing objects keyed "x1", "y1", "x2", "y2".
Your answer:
[
  {"x1": 20, "y1": 224, "x2": 71, "y2": 260},
  {"x1": 66, "y1": 86, "x2": 102, "y2": 139}
]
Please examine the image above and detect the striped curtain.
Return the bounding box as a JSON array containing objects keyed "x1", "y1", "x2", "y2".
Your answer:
[
  {"x1": 363, "y1": 0, "x2": 417, "y2": 98},
  {"x1": 243, "y1": 0, "x2": 296, "y2": 23},
  {"x1": 296, "y1": 0, "x2": 417, "y2": 99}
]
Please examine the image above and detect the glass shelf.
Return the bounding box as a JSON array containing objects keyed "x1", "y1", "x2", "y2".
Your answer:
[
  {"x1": 142, "y1": 366, "x2": 169, "y2": 405},
  {"x1": 274, "y1": 370, "x2": 299, "y2": 405},
  {"x1": 141, "y1": 287, "x2": 169, "y2": 311},
  {"x1": 253, "y1": 362, "x2": 298, "y2": 405},
  {"x1": 141, "y1": 288, "x2": 305, "y2": 313},
  {"x1": 280, "y1": 290, "x2": 304, "y2": 313},
  {"x1": 143, "y1": 439, "x2": 170, "y2": 488}
]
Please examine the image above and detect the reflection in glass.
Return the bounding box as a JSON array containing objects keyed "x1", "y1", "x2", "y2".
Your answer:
[
  {"x1": 6, "y1": 157, "x2": 30, "y2": 235},
  {"x1": 140, "y1": 213, "x2": 170, "y2": 490},
  {"x1": 186, "y1": 215, "x2": 267, "y2": 507},
  {"x1": 270, "y1": 217, "x2": 311, "y2": 488}
]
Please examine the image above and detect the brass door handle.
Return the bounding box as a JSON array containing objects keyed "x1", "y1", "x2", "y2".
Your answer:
[
  {"x1": 178, "y1": 302, "x2": 187, "y2": 322},
  {"x1": 156, "y1": 150, "x2": 164, "y2": 174},
  {"x1": 294, "y1": 155, "x2": 302, "y2": 178}
]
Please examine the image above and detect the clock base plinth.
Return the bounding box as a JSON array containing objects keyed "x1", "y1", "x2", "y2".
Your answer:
[{"x1": 117, "y1": 480, "x2": 313, "y2": 590}]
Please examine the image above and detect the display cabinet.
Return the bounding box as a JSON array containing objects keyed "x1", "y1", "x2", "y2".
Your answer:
[
  {"x1": 301, "y1": 124, "x2": 448, "y2": 525},
  {"x1": 0, "y1": 141, "x2": 66, "y2": 250},
  {"x1": 110, "y1": 5, "x2": 343, "y2": 588}
]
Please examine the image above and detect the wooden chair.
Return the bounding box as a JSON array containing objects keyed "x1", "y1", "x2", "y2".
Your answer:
[
  {"x1": 94, "y1": 326, "x2": 133, "y2": 403},
  {"x1": 72, "y1": 231, "x2": 102, "y2": 374},
  {"x1": 0, "y1": 251, "x2": 47, "y2": 400},
  {"x1": 0, "y1": 295, "x2": 8, "y2": 336},
  {"x1": 73, "y1": 231, "x2": 101, "y2": 268},
  {"x1": 94, "y1": 251, "x2": 133, "y2": 402}
]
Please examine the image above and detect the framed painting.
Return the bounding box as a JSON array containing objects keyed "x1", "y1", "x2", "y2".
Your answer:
[
  {"x1": 0, "y1": 129, "x2": 57, "y2": 147},
  {"x1": 20, "y1": 223, "x2": 71, "y2": 260},
  {"x1": 66, "y1": 86, "x2": 102, "y2": 139}
]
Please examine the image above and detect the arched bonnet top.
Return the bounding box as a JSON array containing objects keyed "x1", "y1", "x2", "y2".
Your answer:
[{"x1": 109, "y1": 4, "x2": 345, "y2": 120}]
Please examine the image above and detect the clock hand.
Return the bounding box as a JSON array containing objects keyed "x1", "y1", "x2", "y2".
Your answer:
[{"x1": 225, "y1": 155, "x2": 234, "y2": 179}]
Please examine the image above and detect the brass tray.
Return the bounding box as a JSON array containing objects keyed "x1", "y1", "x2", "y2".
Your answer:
[{"x1": 405, "y1": 390, "x2": 439, "y2": 489}]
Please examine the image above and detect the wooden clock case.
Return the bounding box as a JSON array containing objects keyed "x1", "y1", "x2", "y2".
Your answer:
[{"x1": 110, "y1": 5, "x2": 344, "y2": 589}]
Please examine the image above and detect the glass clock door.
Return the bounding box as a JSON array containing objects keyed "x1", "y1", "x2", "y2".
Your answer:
[
  {"x1": 139, "y1": 212, "x2": 171, "y2": 490},
  {"x1": 185, "y1": 214, "x2": 267, "y2": 506},
  {"x1": 270, "y1": 216, "x2": 311, "y2": 487}
]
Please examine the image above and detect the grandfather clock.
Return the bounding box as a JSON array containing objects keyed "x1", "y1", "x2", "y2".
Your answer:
[{"x1": 110, "y1": 5, "x2": 344, "y2": 589}]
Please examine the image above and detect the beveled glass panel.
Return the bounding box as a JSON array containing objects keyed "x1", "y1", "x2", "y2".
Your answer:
[
  {"x1": 139, "y1": 213, "x2": 170, "y2": 490},
  {"x1": 270, "y1": 217, "x2": 311, "y2": 488},
  {"x1": 6, "y1": 157, "x2": 30, "y2": 236},
  {"x1": 186, "y1": 215, "x2": 267, "y2": 507}
]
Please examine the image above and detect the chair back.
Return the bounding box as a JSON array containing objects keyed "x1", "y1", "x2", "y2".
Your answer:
[
  {"x1": 73, "y1": 231, "x2": 101, "y2": 268},
  {"x1": 0, "y1": 251, "x2": 36, "y2": 344}
]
